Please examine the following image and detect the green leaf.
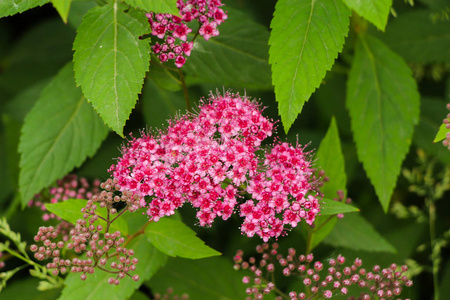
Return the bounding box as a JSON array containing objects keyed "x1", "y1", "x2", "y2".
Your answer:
[
  {"x1": 316, "y1": 117, "x2": 347, "y2": 199},
  {"x1": 18, "y1": 63, "x2": 109, "y2": 204},
  {"x1": 323, "y1": 214, "x2": 396, "y2": 253},
  {"x1": 341, "y1": 0, "x2": 392, "y2": 31},
  {"x1": 60, "y1": 235, "x2": 167, "y2": 300},
  {"x1": 346, "y1": 34, "x2": 420, "y2": 211},
  {"x1": 149, "y1": 256, "x2": 248, "y2": 300},
  {"x1": 73, "y1": 1, "x2": 150, "y2": 136},
  {"x1": 141, "y1": 78, "x2": 186, "y2": 128},
  {"x1": 377, "y1": 10, "x2": 450, "y2": 63},
  {"x1": 414, "y1": 98, "x2": 450, "y2": 165},
  {"x1": 67, "y1": 1, "x2": 97, "y2": 29},
  {"x1": 45, "y1": 199, "x2": 129, "y2": 235},
  {"x1": 0, "y1": 0, "x2": 49, "y2": 18},
  {"x1": 148, "y1": 58, "x2": 182, "y2": 91},
  {"x1": 305, "y1": 117, "x2": 349, "y2": 249},
  {"x1": 183, "y1": 7, "x2": 272, "y2": 90},
  {"x1": 145, "y1": 218, "x2": 221, "y2": 259},
  {"x1": 269, "y1": 0, "x2": 350, "y2": 133},
  {"x1": 434, "y1": 123, "x2": 449, "y2": 143},
  {"x1": 122, "y1": 0, "x2": 178, "y2": 15},
  {"x1": 320, "y1": 198, "x2": 359, "y2": 215},
  {"x1": 51, "y1": 0, "x2": 72, "y2": 23}
]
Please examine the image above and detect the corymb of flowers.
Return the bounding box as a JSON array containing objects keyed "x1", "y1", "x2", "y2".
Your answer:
[
  {"x1": 146, "y1": 0, "x2": 228, "y2": 67},
  {"x1": 109, "y1": 91, "x2": 321, "y2": 242}
]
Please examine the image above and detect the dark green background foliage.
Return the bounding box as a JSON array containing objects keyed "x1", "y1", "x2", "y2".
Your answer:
[{"x1": 0, "y1": 0, "x2": 449, "y2": 299}]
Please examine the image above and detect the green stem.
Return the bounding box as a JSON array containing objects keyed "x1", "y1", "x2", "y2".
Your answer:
[
  {"x1": 178, "y1": 68, "x2": 191, "y2": 112},
  {"x1": 429, "y1": 199, "x2": 439, "y2": 300}
]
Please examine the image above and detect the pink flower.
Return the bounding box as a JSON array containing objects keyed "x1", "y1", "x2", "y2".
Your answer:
[
  {"x1": 199, "y1": 21, "x2": 219, "y2": 40},
  {"x1": 146, "y1": 0, "x2": 227, "y2": 67},
  {"x1": 110, "y1": 91, "x2": 319, "y2": 241}
]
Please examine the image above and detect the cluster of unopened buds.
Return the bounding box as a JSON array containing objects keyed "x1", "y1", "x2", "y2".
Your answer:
[
  {"x1": 28, "y1": 174, "x2": 100, "y2": 221},
  {"x1": 441, "y1": 103, "x2": 450, "y2": 150},
  {"x1": 154, "y1": 288, "x2": 189, "y2": 300},
  {"x1": 146, "y1": 0, "x2": 227, "y2": 67},
  {"x1": 30, "y1": 179, "x2": 140, "y2": 284},
  {"x1": 233, "y1": 243, "x2": 413, "y2": 300},
  {"x1": 109, "y1": 91, "x2": 321, "y2": 241}
]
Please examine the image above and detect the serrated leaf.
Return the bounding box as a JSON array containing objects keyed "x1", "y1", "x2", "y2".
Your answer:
[
  {"x1": 51, "y1": 0, "x2": 72, "y2": 23},
  {"x1": 434, "y1": 123, "x2": 449, "y2": 143},
  {"x1": 145, "y1": 218, "x2": 221, "y2": 259},
  {"x1": 73, "y1": 1, "x2": 150, "y2": 136},
  {"x1": 377, "y1": 10, "x2": 450, "y2": 63},
  {"x1": 45, "y1": 199, "x2": 129, "y2": 235},
  {"x1": 323, "y1": 214, "x2": 396, "y2": 253},
  {"x1": 18, "y1": 63, "x2": 109, "y2": 204},
  {"x1": 414, "y1": 98, "x2": 450, "y2": 165},
  {"x1": 341, "y1": 0, "x2": 392, "y2": 31},
  {"x1": 60, "y1": 235, "x2": 167, "y2": 300},
  {"x1": 306, "y1": 117, "x2": 349, "y2": 249},
  {"x1": 316, "y1": 117, "x2": 347, "y2": 199},
  {"x1": 320, "y1": 198, "x2": 359, "y2": 215},
  {"x1": 269, "y1": 0, "x2": 350, "y2": 133},
  {"x1": 148, "y1": 58, "x2": 182, "y2": 91},
  {"x1": 346, "y1": 34, "x2": 420, "y2": 212},
  {"x1": 0, "y1": 0, "x2": 49, "y2": 18},
  {"x1": 122, "y1": 0, "x2": 178, "y2": 15},
  {"x1": 183, "y1": 7, "x2": 272, "y2": 90},
  {"x1": 149, "y1": 256, "x2": 248, "y2": 300}
]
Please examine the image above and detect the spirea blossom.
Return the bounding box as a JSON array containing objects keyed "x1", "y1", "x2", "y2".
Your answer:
[
  {"x1": 441, "y1": 103, "x2": 450, "y2": 150},
  {"x1": 109, "y1": 91, "x2": 321, "y2": 241},
  {"x1": 146, "y1": 0, "x2": 227, "y2": 67}
]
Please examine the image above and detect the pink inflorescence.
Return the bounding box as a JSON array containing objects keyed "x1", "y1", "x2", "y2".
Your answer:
[
  {"x1": 29, "y1": 174, "x2": 101, "y2": 221},
  {"x1": 109, "y1": 92, "x2": 321, "y2": 241},
  {"x1": 441, "y1": 103, "x2": 450, "y2": 150},
  {"x1": 146, "y1": 0, "x2": 227, "y2": 67}
]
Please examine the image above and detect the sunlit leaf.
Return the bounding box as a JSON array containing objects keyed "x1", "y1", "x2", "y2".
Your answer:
[
  {"x1": 122, "y1": 0, "x2": 178, "y2": 15},
  {"x1": 341, "y1": 0, "x2": 392, "y2": 31},
  {"x1": 0, "y1": 0, "x2": 49, "y2": 18},
  {"x1": 51, "y1": 0, "x2": 72, "y2": 23},
  {"x1": 73, "y1": 1, "x2": 150, "y2": 136},
  {"x1": 45, "y1": 199, "x2": 128, "y2": 235},
  {"x1": 269, "y1": 0, "x2": 350, "y2": 133},
  {"x1": 320, "y1": 198, "x2": 359, "y2": 215},
  {"x1": 145, "y1": 218, "x2": 221, "y2": 259}
]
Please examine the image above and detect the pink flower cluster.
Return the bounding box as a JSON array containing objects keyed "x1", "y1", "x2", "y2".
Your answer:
[
  {"x1": 147, "y1": 0, "x2": 227, "y2": 67},
  {"x1": 441, "y1": 103, "x2": 450, "y2": 150},
  {"x1": 109, "y1": 92, "x2": 320, "y2": 241},
  {"x1": 29, "y1": 174, "x2": 100, "y2": 221}
]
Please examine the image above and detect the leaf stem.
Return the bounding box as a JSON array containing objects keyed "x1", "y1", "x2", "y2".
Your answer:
[{"x1": 178, "y1": 69, "x2": 191, "y2": 112}]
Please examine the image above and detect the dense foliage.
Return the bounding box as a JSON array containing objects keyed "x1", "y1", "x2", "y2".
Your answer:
[{"x1": 0, "y1": 0, "x2": 449, "y2": 299}]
